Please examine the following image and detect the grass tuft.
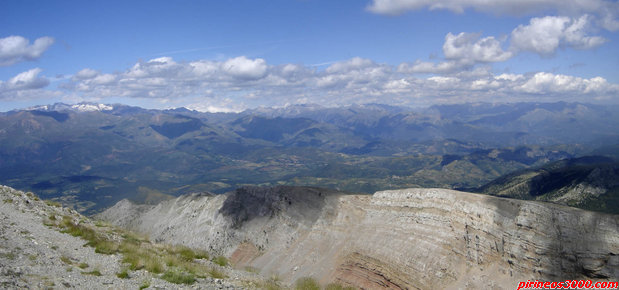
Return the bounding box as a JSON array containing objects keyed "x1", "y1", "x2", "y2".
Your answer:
[
  {"x1": 212, "y1": 255, "x2": 228, "y2": 267},
  {"x1": 209, "y1": 268, "x2": 227, "y2": 279},
  {"x1": 161, "y1": 269, "x2": 196, "y2": 284},
  {"x1": 295, "y1": 277, "x2": 321, "y2": 290},
  {"x1": 82, "y1": 269, "x2": 102, "y2": 276},
  {"x1": 60, "y1": 255, "x2": 72, "y2": 264},
  {"x1": 116, "y1": 269, "x2": 130, "y2": 279}
]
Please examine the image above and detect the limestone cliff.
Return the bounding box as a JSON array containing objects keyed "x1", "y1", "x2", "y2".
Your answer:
[{"x1": 99, "y1": 186, "x2": 619, "y2": 289}]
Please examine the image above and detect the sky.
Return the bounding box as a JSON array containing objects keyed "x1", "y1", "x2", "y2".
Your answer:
[{"x1": 0, "y1": 0, "x2": 618, "y2": 112}]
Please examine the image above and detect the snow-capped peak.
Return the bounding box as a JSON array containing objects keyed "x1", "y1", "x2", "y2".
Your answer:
[{"x1": 71, "y1": 103, "x2": 113, "y2": 112}]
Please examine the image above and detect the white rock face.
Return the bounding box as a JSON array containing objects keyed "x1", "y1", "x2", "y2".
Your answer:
[{"x1": 99, "y1": 187, "x2": 619, "y2": 289}]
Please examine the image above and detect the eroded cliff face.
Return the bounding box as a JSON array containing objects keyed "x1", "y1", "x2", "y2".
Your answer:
[{"x1": 98, "y1": 187, "x2": 619, "y2": 289}]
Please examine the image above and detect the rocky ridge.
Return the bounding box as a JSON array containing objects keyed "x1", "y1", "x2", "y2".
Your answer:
[
  {"x1": 100, "y1": 186, "x2": 619, "y2": 289},
  {"x1": 0, "y1": 185, "x2": 268, "y2": 289}
]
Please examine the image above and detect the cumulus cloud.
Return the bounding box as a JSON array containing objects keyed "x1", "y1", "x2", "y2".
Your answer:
[
  {"x1": 0, "y1": 68, "x2": 53, "y2": 100},
  {"x1": 56, "y1": 55, "x2": 618, "y2": 109},
  {"x1": 4, "y1": 68, "x2": 49, "y2": 90},
  {"x1": 511, "y1": 15, "x2": 607, "y2": 55},
  {"x1": 517, "y1": 72, "x2": 613, "y2": 94},
  {"x1": 222, "y1": 56, "x2": 267, "y2": 80},
  {"x1": 0, "y1": 36, "x2": 55, "y2": 66},
  {"x1": 397, "y1": 32, "x2": 511, "y2": 75},
  {"x1": 443, "y1": 32, "x2": 512, "y2": 62}
]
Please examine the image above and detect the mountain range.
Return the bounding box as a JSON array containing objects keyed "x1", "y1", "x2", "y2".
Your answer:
[{"x1": 1, "y1": 101, "x2": 617, "y2": 214}]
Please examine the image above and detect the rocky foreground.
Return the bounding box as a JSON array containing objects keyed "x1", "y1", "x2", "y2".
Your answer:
[
  {"x1": 100, "y1": 186, "x2": 619, "y2": 289},
  {"x1": 0, "y1": 185, "x2": 269, "y2": 289}
]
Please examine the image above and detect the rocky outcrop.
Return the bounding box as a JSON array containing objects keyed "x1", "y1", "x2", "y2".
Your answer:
[{"x1": 100, "y1": 186, "x2": 619, "y2": 289}]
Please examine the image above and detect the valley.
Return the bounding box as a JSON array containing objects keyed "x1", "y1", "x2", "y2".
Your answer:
[
  {"x1": 1, "y1": 101, "x2": 618, "y2": 289},
  {"x1": 1, "y1": 102, "x2": 617, "y2": 214}
]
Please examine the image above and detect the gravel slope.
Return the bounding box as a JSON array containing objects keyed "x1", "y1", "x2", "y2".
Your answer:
[{"x1": 0, "y1": 185, "x2": 264, "y2": 289}]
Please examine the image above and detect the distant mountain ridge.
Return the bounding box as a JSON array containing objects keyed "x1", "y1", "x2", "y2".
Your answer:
[{"x1": 1, "y1": 101, "x2": 617, "y2": 213}]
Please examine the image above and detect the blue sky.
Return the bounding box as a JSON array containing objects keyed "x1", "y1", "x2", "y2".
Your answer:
[{"x1": 1, "y1": 0, "x2": 618, "y2": 112}]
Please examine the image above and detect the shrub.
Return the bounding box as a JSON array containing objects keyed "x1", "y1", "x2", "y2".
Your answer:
[{"x1": 295, "y1": 277, "x2": 321, "y2": 290}]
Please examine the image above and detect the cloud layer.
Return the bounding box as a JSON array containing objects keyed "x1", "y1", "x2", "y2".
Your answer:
[
  {"x1": 0, "y1": 36, "x2": 55, "y2": 66},
  {"x1": 24, "y1": 55, "x2": 608, "y2": 110}
]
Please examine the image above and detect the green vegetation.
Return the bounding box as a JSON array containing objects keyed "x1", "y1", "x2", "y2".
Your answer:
[
  {"x1": 139, "y1": 279, "x2": 151, "y2": 290},
  {"x1": 82, "y1": 269, "x2": 102, "y2": 276},
  {"x1": 116, "y1": 269, "x2": 130, "y2": 279},
  {"x1": 45, "y1": 210, "x2": 227, "y2": 285},
  {"x1": 295, "y1": 277, "x2": 321, "y2": 290},
  {"x1": 161, "y1": 269, "x2": 196, "y2": 285},
  {"x1": 209, "y1": 268, "x2": 226, "y2": 279},
  {"x1": 0, "y1": 252, "x2": 16, "y2": 261},
  {"x1": 60, "y1": 255, "x2": 72, "y2": 264},
  {"x1": 212, "y1": 255, "x2": 228, "y2": 267},
  {"x1": 255, "y1": 274, "x2": 283, "y2": 290},
  {"x1": 2, "y1": 198, "x2": 13, "y2": 203},
  {"x1": 28, "y1": 254, "x2": 37, "y2": 261}
]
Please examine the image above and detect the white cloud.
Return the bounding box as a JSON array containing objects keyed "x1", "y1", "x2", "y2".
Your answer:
[
  {"x1": 74, "y1": 68, "x2": 99, "y2": 80},
  {"x1": 443, "y1": 32, "x2": 512, "y2": 62},
  {"x1": 397, "y1": 60, "x2": 468, "y2": 74},
  {"x1": 397, "y1": 32, "x2": 511, "y2": 75},
  {"x1": 511, "y1": 15, "x2": 607, "y2": 55},
  {"x1": 5, "y1": 68, "x2": 49, "y2": 90},
  {"x1": 325, "y1": 57, "x2": 375, "y2": 73},
  {"x1": 55, "y1": 55, "x2": 618, "y2": 108},
  {"x1": 517, "y1": 72, "x2": 614, "y2": 94},
  {"x1": 0, "y1": 36, "x2": 55, "y2": 66},
  {"x1": 366, "y1": 0, "x2": 618, "y2": 21},
  {"x1": 222, "y1": 56, "x2": 267, "y2": 80},
  {"x1": 0, "y1": 68, "x2": 54, "y2": 100}
]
